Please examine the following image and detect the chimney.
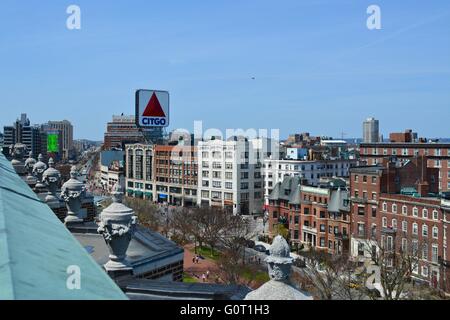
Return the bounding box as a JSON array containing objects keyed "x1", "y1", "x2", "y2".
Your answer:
[{"x1": 417, "y1": 182, "x2": 429, "y2": 197}]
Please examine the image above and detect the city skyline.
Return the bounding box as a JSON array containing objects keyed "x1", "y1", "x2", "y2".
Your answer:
[{"x1": 1, "y1": 1, "x2": 450, "y2": 140}]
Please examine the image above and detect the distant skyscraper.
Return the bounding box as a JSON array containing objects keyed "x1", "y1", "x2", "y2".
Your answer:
[
  {"x1": 2, "y1": 113, "x2": 43, "y2": 158},
  {"x1": 47, "y1": 120, "x2": 73, "y2": 160},
  {"x1": 363, "y1": 117, "x2": 380, "y2": 143}
]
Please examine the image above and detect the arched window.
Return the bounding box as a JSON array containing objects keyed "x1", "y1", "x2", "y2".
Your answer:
[
  {"x1": 392, "y1": 204, "x2": 397, "y2": 213},
  {"x1": 432, "y1": 210, "x2": 439, "y2": 220},
  {"x1": 432, "y1": 226, "x2": 438, "y2": 239},
  {"x1": 382, "y1": 202, "x2": 387, "y2": 212},
  {"x1": 422, "y1": 209, "x2": 428, "y2": 219},
  {"x1": 413, "y1": 207, "x2": 418, "y2": 217},
  {"x1": 382, "y1": 217, "x2": 387, "y2": 228},
  {"x1": 392, "y1": 219, "x2": 397, "y2": 229}
]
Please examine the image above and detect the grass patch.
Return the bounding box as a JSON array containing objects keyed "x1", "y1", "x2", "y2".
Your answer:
[
  {"x1": 183, "y1": 273, "x2": 198, "y2": 283},
  {"x1": 240, "y1": 266, "x2": 270, "y2": 283},
  {"x1": 194, "y1": 246, "x2": 222, "y2": 261}
]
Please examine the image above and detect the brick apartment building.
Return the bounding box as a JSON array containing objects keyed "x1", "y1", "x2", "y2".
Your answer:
[
  {"x1": 153, "y1": 145, "x2": 198, "y2": 206},
  {"x1": 359, "y1": 137, "x2": 450, "y2": 191},
  {"x1": 125, "y1": 143, "x2": 198, "y2": 206},
  {"x1": 267, "y1": 176, "x2": 351, "y2": 255},
  {"x1": 350, "y1": 156, "x2": 450, "y2": 292}
]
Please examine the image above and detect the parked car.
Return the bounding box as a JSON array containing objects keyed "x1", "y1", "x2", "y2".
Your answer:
[
  {"x1": 254, "y1": 245, "x2": 270, "y2": 255},
  {"x1": 246, "y1": 240, "x2": 255, "y2": 248},
  {"x1": 293, "y1": 258, "x2": 306, "y2": 268}
]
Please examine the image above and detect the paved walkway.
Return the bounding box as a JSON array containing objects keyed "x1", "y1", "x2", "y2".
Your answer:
[{"x1": 183, "y1": 244, "x2": 221, "y2": 283}]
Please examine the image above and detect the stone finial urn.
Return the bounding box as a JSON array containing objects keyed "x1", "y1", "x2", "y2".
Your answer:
[
  {"x1": 33, "y1": 154, "x2": 48, "y2": 189},
  {"x1": 24, "y1": 151, "x2": 37, "y2": 185},
  {"x1": 245, "y1": 236, "x2": 312, "y2": 300},
  {"x1": 61, "y1": 166, "x2": 85, "y2": 225},
  {"x1": 266, "y1": 235, "x2": 294, "y2": 281},
  {"x1": 97, "y1": 182, "x2": 137, "y2": 272},
  {"x1": 42, "y1": 158, "x2": 61, "y2": 204},
  {"x1": 10, "y1": 143, "x2": 27, "y2": 175}
]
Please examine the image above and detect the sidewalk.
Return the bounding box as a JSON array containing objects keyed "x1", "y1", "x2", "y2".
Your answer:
[{"x1": 183, "y1": 244, "x2": 221, "y2": 283}]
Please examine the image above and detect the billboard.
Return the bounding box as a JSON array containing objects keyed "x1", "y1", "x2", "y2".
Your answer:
[
  {"x1": 47, "y1": 133, "x2": 59, "y2": 153},
  {"x1": 135, "y1": 90, "x2": 169, "y2": 128}
]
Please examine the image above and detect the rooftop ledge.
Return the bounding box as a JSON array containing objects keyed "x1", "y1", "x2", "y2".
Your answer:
[{"x1": 0, "y1": 153, "x2": 127, "y2": 300}]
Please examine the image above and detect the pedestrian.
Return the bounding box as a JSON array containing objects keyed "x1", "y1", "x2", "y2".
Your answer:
[
  {"x1": 202, "y1": 273, "x2": 206, "y2": 282},
  {"x1": 192, "y1": 257, "x2": 195, "y2": 264},
  {"x1": 206, "y1": 270, "x2": 210, "y2": 279},
  {"x1": 195, "y1": 256, "x2": 200, "y2": 264}
]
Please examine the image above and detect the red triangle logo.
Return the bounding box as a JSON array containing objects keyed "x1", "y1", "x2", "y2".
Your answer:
[{"x1": 143, "y1": 93, "x2": 166, "y2": 117}]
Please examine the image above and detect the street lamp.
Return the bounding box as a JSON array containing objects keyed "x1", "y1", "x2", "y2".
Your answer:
[{"x1": 263, "y1": 210, "x2": 269, "y2": 238}]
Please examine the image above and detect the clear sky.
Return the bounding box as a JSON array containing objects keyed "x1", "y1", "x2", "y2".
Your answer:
[{"x1": 1, "y1": 0, "x2": 449, "y2": 140}]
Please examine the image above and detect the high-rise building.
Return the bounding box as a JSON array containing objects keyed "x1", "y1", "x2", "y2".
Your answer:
[
  {"x1": 2, "y1": 113, "x2": 43, "y2": 158},
  {"x1": 103, "y1": 115, "x2": 165, "y2": 150},
  {"x1": 363, "y1": 117, "x2": 380, "y2": 143},
  {"x1": 47, "y1": 120, "x2": 73, "y2": 160}
]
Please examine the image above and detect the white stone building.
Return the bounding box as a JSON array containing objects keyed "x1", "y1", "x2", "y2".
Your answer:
[
  {"x1": 197, "y1": 137, "x2": 272, "y2": 215},
  {"x1": 264, "y1": 158, "x2": 357, "y2": 205}
]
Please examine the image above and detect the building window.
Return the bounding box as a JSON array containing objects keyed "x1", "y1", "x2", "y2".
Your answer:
[
  {"x1": 413, "y1": 207, "x2": 418, "y2": 217},
  {"x1": 422, "y1": 209, "x2": 428, "y2": 219},
  {"x1": 392, "y1": 204, "x2": 397, "y2": 214},
  {"x1": 357, "y1": 223, "x2": 365, "y2": 237},
  {"x1": 392, "y1": 219, "x2": 397, "y2": 230},
  {"x1": 382, "y1": 202, "x2": 387, "y2": 212},
  {"x1": 412, "y1": 223, "x2": 418, "y2": 235},
  {"x1": 372, "y1": 176, "x2": 377, "y2": 184},
  {"x1": 432, "y1": 226, "x2": 438, "y2": 239},
  {"x1": 354, "y1": 175, "x2": 359, "y2": 182},
  {"x1": 211, "y1": 191, "x2": 222, "y2": 199},
  {"x1": 422, "y1": 243, "x2": 428, "y2": 261},
  {"x1": 432, "y1": 244, "x2": 439, "y2": 263},
  {"x1": 386, "y1": 236, "x2": 393, "y2": 251},
  {"x1": 371, "y1": 207, "x2": 377, "y2": 218},
  {"x1": 402, "y1": 206, "x2": 408, "y2": 215},
  {"x1": 422, "y1": 266, "x2": 429, "y2": 277},
  {"x1": 401, "y1": 238, "x2": 407, "y2": 252},
  {"x1": 382, "y1": 217, "x2": 387, "y2": 228},
  {"x1": 225, "y1": 172, "x2": 233, "y2": 180},
  {"x1": 358, "y1": 243, "x2": 364, "y2": 256},
  {"x1": 422, "y1": 225, "x2": 428, "y2": 237},
  {"x1": 432, "y1": 210, "x2": 439, "y2": 221},
  {"x1": 358, "y1": 206, "x2": 365, "y2": 216},
  {"x1": 402, "y1": 221, "x2": 408, "y2": 233}
]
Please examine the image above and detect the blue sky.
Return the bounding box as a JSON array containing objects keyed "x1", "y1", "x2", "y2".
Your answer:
[{"x1": 1, "y1": 0, "x2": 449, "y2": 140}]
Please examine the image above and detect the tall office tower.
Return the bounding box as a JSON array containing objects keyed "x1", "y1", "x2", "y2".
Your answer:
[
  {"x1": 363, "y1": 117, "x2": 380, "y2": 143},
  {"x1": 47, "y1": 120, "x2": 74, "y2": 160},
  {"x1": 2, "y1": 113, "x2": 42, "y2": 158}
]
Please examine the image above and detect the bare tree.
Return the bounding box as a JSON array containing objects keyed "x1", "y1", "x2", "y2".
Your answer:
[
  {"x1": 295, "y1": 249, "x2": 367, "y2": 300},
  {"x1": 361, "y1": 235, "x2": 423, "y2": 300},
  {"x1": 123, "y1": 197, "x2": 160, "y2": 231}
]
